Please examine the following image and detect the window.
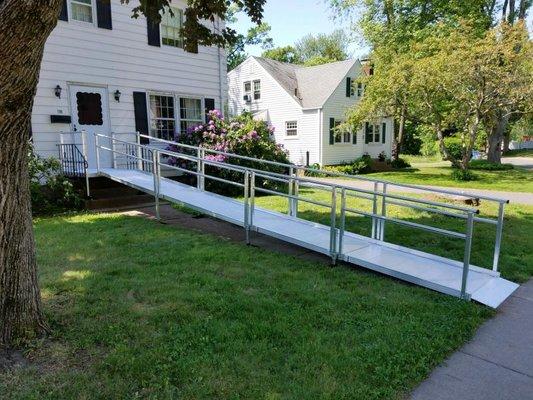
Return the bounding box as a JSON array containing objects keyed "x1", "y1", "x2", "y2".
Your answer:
[
  {"x1": 253, "y1": 80, "x2": 261, "y2": 100},
  {"x1": 243, "y1": 81, "x2": 251, "y2": 101},
  {"x1": 70, "y1": 0, "x2": 93, "y2": 23},
  {"x1": 179, "y1": 98, "x2": 203, "y2": 133},
  {"x1": 357, "y1": 83, "x2": 364, "y2": 97},
  {"x1": 76, "y1": 92, "x2": 102, "y2": 125},
  {"x1": 161, "y1": 7, "x2": 184, "y2": 48},
  {"x1": 286, "y1": 121, "x2": 298, "y2": 136},
  {"x1": 365, "y1": 123, "x2": 381, "y2": 143},
  {"x1": 350, "y1": 80, "x2": 355, "y2": 97},
  {"x1": 333, "y1": 120, "x2": 351, "y2": 144},
  {"x1": 149, "y1": 94, "x2": 175, "y2": 140}
]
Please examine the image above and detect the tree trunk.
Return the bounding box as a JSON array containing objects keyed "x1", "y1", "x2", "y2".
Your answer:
[
  {"x1": 487, "y1": 112, "x2": 510, "y2": 164},
  {"x1": 393, "y1": 103, "x2": 406, "y2": 162},
  {"x1": 0, "y1": 0, "x2": 63, "y2": 347},
  {"x1": 436, "y1": 127, "x2": 461, "y2": 169}
]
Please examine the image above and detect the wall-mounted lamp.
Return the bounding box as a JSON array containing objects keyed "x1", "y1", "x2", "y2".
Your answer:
[
  {"x1": 54, "y1": 85, "x2": 62, "y2": 99},
  {"x1": 114, "y1": 89, "x2": 121, "y2": 102}
]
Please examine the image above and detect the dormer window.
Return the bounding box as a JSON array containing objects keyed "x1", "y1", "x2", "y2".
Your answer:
[
  {"x1": 70, "y1": 0, "x2": 93, "y2": 23},
  {"x1": 161, "y1": 7, "x2": 184, "y2": 48}
]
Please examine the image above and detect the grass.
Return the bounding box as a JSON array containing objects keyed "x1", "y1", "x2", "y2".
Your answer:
[
  {"x1": 365, "y1": 165, "x2": 533, "y2": 193},
  {"x1": 253, "y1": 189, "x2": 533, "y2": 283},
  {"x1": 0, "y1": 213, "x2": 495, "y2": 399},
  {"x1": 503, "y1": 149, "x2": 533, "y2": 158}
]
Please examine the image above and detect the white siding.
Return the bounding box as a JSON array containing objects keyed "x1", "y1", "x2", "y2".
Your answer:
[
  {"x1": 228, "y1": 58, "x2": 320, "y2": 165},
  {"x1": 32, "y1": 0, "x2": 227, "y2": 158},
  {"x1": 321, "y1": 64, "x2": 393, "y2": 165}
]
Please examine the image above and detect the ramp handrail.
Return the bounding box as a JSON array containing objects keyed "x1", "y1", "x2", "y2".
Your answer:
[{"x1": 93, "y1": 132, "x2": 507, "y2": 299}]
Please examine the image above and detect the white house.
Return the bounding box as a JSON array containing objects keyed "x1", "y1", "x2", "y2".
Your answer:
[
  {"x1": 32, "y1": 0, "x2": 227, "y2": 170},
  {"x1": 228, "y1": 56, "x2": 393, "y2": 166}
]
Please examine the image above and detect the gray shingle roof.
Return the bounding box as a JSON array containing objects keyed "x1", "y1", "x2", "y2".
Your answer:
[{"x1": 251, "y1": 56, "x2": 359, "y2": 109}]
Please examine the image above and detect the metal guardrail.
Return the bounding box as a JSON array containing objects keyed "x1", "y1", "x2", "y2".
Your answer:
[
  {"x1": 57, "y1": 141, "x2": 90, "y2": 198},
  {"x1": 93, "y1": 132, "x2": 508, "y2": 299}
]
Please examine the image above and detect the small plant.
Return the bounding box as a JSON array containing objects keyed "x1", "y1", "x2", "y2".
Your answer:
[
  {"x1": 325, "y1": 155, "x2": 373, "y2": 175},
  {"x1": 450, "y1": 168, "x2": 476, "y2": 181},
  {"x1": 378, "y1": 151, "x2": 386, "y2": 162},
  {"x1": 390, "y1": 158, "x2": 411, "y2": 169},
  {"x1": 28, "y1": 144, "x2": 82, "y2": 215}
]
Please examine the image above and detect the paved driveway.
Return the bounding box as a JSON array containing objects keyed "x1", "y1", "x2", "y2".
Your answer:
[{"x1": 502, "y1": 157, "x2": 533, "y2": 171}]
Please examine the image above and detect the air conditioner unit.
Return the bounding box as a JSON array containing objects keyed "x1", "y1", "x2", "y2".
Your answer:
[{"x1": 243, "y1": 94, "x2": 252, "y2": 103}]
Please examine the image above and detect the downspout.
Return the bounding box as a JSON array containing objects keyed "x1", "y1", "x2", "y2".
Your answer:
[{"x1": 318, "y1": 108, "x2": 323, "y2": 166}]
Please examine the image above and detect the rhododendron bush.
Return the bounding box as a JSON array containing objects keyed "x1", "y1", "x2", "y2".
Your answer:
[{"x1": 167, "y1": 111, "x2": 291, "y2": 195}]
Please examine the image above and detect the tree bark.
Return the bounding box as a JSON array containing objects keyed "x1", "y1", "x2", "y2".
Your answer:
[
  {"x1": 487, "y1": 112, "x2": 510, "y2": 164},
  {"x1": 393, "y1": 103, "x2": 406, "y2": 162},
  {"x1": 0, "y1": 0, "x2": 63, "y2": 347}
]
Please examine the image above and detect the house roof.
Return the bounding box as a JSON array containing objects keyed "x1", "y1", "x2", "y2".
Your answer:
[{"x1": 251, "y1": 56, "x2": 359, "y2": 109}]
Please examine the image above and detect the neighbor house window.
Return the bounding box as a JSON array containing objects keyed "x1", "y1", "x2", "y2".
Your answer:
[
  {"x1": 243, "y1": 81, "x2": 252, "y2": 101},
  {"x1": 253, "y1": 80, "x2": 261, "y2": 100},
  {"x1": 366, "y1": 123, "x2": 380, "y2": 143},
  {"x1": 179, "y1": 98, "x2": 203, "y2": 133},
  {"x1": 149, "y1": 94, "x2": 175, "y2": 140},
  {"x1": 70, "y1": 0, "x2": 93, "y2": 23},
  {"x1": 357, "y1": 83, "x2": 364, "y2": 97},
  {"x1": 286, "y1": 121, "x2": 298, "y2": 136},
  {"x1": 333, "y1": 120, "x2": 351, "y2": 143},
  {"x1": 161, "y1": 7, "x2": 184, "y2": 48}
]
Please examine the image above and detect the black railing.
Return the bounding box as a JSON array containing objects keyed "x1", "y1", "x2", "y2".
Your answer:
[{"x1": 57, "y1": 143, "x2": 88, "y2": 178}]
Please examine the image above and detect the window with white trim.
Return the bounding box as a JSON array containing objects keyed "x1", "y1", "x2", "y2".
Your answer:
[
  {"x1": 161, "y1": 7, "x2": 184, "y2": 48},
  {"x1": 253, "y1": 80, "x2": 261, "y2": 100},
  {"x1": 70, "y1": 0, "x2": 93, "y2": 23},
  {"x1": 286, "y1": 121, "x2": 298, "y2": 136},
  {"x1": 357, "y1": 83, "x2": 364, "y2": 97},
  {"x1": 366, "y1": 123, "x2": 381, "y2": 143},
  {"x1": 243, "y1": 81, "x2": 252, "y2": 101},
  {"x1": 149, "y1": 94, "x2": 175, "y2": 140},
  {"x1": 179, "y1": 98, "x2": 203, "y2": 133},
  {"x1": 333, "y1": 120, "x2": 351, "y2": 144}
]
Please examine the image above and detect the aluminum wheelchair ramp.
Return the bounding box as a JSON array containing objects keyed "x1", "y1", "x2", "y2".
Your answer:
[{"x1": 97, "y1": 167, "x2": 518, "y2": 309}]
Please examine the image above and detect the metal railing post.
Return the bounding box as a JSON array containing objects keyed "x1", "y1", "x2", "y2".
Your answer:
[
  {"x1": 135, "y1": 132, "x2": 143, "y2": 172},
  {"x1": 111, "y1": 132, "x2": 118, "y2": 169},
  {"x1": 152, "y1": 150, "x2": 160, "y2": 220},
  {"x1": 371, "y1": 181, "x2": 378, "y2": 239},
  {"x1": 380, "y1": 182, "x2": 388, "y2": 241},
  {"x1": 243, "y1": 170, "x2": 251, "y2": 245},
  {"x1": 339, "y1": 188, "x2": 346, "y2": 256},
  {"x1": 288, "y1": 167, "x2": 297, "y2": 217},
  {"x1": 492, "y1": 202, "x2": 505, "y2": 272},
  {"x1": 94, "y1": 133, "x2": 100, "y2": 171},
  {"x1": 197, "y1": 148, "x2": 205, "y2": 190},
  {"x1": 329, "y1": 187, "x2": 338, "y2": 264},
  {"x1": 250, "y1": 171, "x2": 256, "y2": 228},
  {"x1": 461, "y1": 212, "x2": 475, "y2": 299}
]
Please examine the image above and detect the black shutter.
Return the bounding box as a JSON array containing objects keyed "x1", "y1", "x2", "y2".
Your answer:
[
  {"x1": 352, "y1": 128, "x2": 357, "y2": 144},
  {"x1": 329, "y1": 118, "x2": 335, "y2": 145},
  {"x1": 382, "y1": 122, "x2": 386, "y2": 144},
  {"x1": 59, "y1": 0, "x2": 68, "y2": 21},
  {"x1": 346, "y1": 77, "x2": 352, "y2": 97},
  {"x1": 133, "y1": 92, "x2": 150, "y2": 144},
  {"x1": 204, "y1": 98, "x2": 215, "y2": 122},
  {"x1": 96, "y1": 0, "x2": 113, "y2": 30},
  {"x1": 147, "y1": 17, "x2": 161, "y2": 46},
  {"x1": 365, "y1": 122, "x2": 370, "y2": 144}
]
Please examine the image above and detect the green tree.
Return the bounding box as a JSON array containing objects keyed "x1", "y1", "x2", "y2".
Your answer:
[
  {"x1": 295, "y1": 30, "x2": 351, "y2": 65},
  {"x1": 226, "y1": 4, "x2": 273, "y2": 71},
  {"x1": 262, "y1": 45, "x2": 301, "y2": 63},
  {"x1": 0, "y1": 0, "x2": 266, "y2": 348}
]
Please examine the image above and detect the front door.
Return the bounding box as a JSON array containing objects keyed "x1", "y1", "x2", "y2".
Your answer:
[{"x1": 69, "y1": 85, "x2": 112, "y2": 170}]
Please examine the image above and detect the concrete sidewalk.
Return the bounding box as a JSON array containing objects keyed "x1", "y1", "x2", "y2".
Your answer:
[{"x1": 410, "y1": 280, "x2": 533, "y2": 400}]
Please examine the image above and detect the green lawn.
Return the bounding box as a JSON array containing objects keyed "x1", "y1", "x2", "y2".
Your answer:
[
  {"x1": 1, "y1": 213, "x2": 494, "y2": 400},
  {"x1": 503, "y1": 149, "x2": 533, "y2": 158},
  {"x1": 365, "y1": 165, "x2": 533, "y2": 193},
  {"x1": 253, "y1": 189, "x2": 533, "y2": 282}
]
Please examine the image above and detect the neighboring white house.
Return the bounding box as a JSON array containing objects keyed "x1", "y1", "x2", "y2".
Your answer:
[
  {"x1": 32, "y1": 0, "x2": 227, "y2": 170},
  {"x1": 228, "y1": 56, "x2": 393, "y2": 166}
]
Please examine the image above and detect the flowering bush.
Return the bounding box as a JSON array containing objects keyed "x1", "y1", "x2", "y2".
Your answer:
[{"x1": 167, "y1": 111, "x2": 290, "y2": 195}]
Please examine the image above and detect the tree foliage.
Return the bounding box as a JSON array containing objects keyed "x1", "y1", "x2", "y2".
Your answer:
[{"x1": 261, "y1": 45, "x2": 301, "y2": 63}]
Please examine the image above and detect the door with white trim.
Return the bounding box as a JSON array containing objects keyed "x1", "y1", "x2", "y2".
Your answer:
[{"x1": 69, "y1": 85, "x2": 112, "y2": 170}]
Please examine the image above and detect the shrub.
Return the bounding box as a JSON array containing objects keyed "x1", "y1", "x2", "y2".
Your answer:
[
  {"x1": 167, "y1": 111, "x2": 290, "y2": 195},
  {"x1": 29, "y1": 145, "x2": 82, "y2": 215},
  {"x1": 390, "y1": 158, "x2": 411, "y2": 169},
  {"x1": 450, "y1": 168, "x2": 476, "y2": 181},
  {"x1": 443, "y1": 136, "x2": 464, "y2": 161},
  {"x1": 469, "y1": 159, "x2": 514, "y2": 171},
  {"x1": 324, "y1": 154, "x2": 373, "y2": 175}
]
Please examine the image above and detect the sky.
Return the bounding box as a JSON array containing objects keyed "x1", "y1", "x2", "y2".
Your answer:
[
  {"x1": 230, "y1": 0, "x2": 369, "y2": 59},
  {"x1": 231, "y1": 1, "x2": 533, "y2": 60}
]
